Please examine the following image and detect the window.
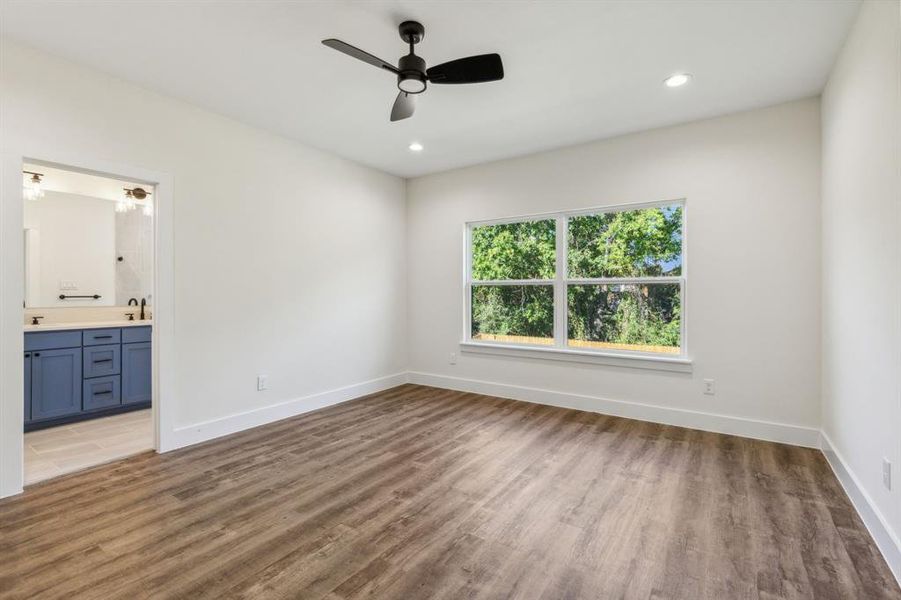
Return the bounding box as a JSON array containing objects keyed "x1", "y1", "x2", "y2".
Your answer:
[{"x1": 465, "y1": 200, "x2": 685, "y2": 360}]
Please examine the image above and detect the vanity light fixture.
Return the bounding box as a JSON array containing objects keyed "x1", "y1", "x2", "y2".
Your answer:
[
  {"x1": 23, "y1": 171, "x2": 44, "y2": 201},
  {"x1": 408, "y1": 142, "x2": 424, "y2": 152},
  {"x1": 121, "y1": 187, "x2": 152, "y2": 214}
]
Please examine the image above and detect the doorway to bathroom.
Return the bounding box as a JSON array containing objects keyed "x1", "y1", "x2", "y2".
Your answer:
[{"x1": 21, "y1": 162, "x2": 155, "y2": 485}]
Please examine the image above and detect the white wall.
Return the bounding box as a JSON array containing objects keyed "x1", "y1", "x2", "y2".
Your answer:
[
  {"x1": 821, "y1": 0, "x2": 901, "y2": 573},
  {"x1": 407, "y1": 98, "x2": 822, "y2": 442},
  {"x1": 1, "y1": 39, "x2": 407, "y2": 495},
  {"x1": 23, "y1": 191, "x2": 116, "y2": 307}
]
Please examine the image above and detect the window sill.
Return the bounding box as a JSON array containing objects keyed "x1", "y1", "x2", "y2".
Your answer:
[{"x1": 459, "y1": 341, "x2": 693, "y2": 373}]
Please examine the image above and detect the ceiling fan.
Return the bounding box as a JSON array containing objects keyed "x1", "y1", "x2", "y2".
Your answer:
[{"x1": 322, "y1": 21, "x2": 504, "y2": 122}]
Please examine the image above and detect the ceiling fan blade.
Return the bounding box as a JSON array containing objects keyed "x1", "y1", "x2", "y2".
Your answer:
[
  {"x1": 321, "y1": 39, "x2": 399, "y2": 74},
  {"x1": 390, "y1": 92, "x2": 416, "y2": 122},
  {"x1": 426, "y1": 53, "x2": 503, "y2": 84}
]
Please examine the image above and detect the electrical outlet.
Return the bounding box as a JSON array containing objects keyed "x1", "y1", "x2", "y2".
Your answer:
[
  {"x1": 449, "y1": 352, "x2": 457, "y2": 365},
  {"x1": 257, "y1": 375, "x2": 268, "y2": 391},
  {"x1": 703, "y1": 379, "x2": 715, "y2": 396},
  {"x1": 883, "y1": 458, "x2": 892, "y2": 491}
]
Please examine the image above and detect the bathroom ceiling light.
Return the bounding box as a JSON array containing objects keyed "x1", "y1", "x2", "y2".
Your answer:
[
  {"x1": 664, "y1": 73, "x2": 692, "y2": 88},
  {"x1": 409, "y1": 142, "x2": 424, "y2": 152},
  {"x1": 23, "y1": 171, "x2": 44, "y2": 201}
]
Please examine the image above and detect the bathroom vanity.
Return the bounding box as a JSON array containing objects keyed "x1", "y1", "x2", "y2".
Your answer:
[
  {"x1": 24, "y1": 323, "x2": 151, "y2": 431},
  {"x1": 21, "y1": 165, "x2": 155, "y2": 433}
]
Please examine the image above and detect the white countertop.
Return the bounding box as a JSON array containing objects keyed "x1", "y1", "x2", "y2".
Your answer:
[{"x1": 24, "y1": 320, "x2": 152, "y2": 332}]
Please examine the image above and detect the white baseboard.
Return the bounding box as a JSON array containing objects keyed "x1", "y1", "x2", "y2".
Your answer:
[
  {"x1": 820, "y1": 432, "x2": 901, "y2": 585},
  {"x1": 166, "y1": 369, "x2": 818, "y2": 456},
  {"x1": 167, "y1": 372, "x2": 409, "y2": 450},
  {"x1": 407, "y1": 371, "x2": 821, "y2": 448}
]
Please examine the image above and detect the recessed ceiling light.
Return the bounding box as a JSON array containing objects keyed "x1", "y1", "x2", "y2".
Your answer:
[
  {"x1": 664, "y1": 73, "x2": 692, "y2": 88},
  {"x1": 409, "y1": 142, "x2": 424, "y2": 152}
]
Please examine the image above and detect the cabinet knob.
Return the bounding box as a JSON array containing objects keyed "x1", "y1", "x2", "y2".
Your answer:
[
  {"x1": 33, "y1": 353, "x2": 40, "y2": 357},
  {"x1": 24, "y1": 353, "x2": 30, "y2": 358}
]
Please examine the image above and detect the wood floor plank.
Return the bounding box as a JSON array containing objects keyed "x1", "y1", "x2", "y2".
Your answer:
[{"x1": 1, "y1": 383, "x2": 897, "y2": 599}]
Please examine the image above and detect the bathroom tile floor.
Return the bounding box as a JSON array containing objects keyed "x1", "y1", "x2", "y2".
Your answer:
[{"x1": 24, "y1": 409, "x2": 153, "y2": 485}]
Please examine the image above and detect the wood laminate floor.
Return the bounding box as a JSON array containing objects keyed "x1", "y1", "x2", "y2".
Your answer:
[
  {"x1": 1, "y1": 384, "x2": 898, "y2": 599},
  {"x1": 24, "y1": 409, "x2": 153, "y2": 485}
]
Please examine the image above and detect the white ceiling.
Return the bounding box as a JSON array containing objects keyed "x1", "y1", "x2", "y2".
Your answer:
[{"x1": 1, "y1": 1, "x2": 859, "y2": 178}]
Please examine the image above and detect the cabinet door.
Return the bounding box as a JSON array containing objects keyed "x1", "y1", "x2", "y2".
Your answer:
[
  {"x1": 24, "y1": 353, "x2": 32, "y2": 423},
  {"x1": 122, "y1": 342, "x2": 151, "y2": 405},
  {"x1": 31, "y1": 348, "x2": 82, "y2": 421}
]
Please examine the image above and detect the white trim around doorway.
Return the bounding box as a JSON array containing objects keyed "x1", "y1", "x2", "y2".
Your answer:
[{"x1": 0, "y1": 149, "x2": 174, "y2": 498}]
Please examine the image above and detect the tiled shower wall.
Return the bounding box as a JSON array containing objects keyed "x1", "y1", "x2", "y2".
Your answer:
[{"x1": 115, "y1": 208, "x2": 153, "y2": 306}]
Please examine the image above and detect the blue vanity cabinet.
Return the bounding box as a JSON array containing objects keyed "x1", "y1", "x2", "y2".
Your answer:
[
  {"x1": 30, "y1": 347, "x2": 83, "y2": 421},
  {"x1": 24, "y1": 325, "x2": 151, "y2": 430},
  {"x1": 122, "y1": 340, "x2": 151, "y2": 405}
]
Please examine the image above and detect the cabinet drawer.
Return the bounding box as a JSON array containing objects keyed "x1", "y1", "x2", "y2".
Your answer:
[
  {"x1": 83, "y1": 344, "x2": 121, "y2": 378},
  {"x1": 83, "y1": 328, "x2": 121, "y2": 346},
  {"x1": 122, "y1": 326, "x2": 152, "y2": 344},
  {"x1": 83, "y1": 376, "x2": 121, "y2": 411},
  {"x1": 25, "y1": 331, "x2": 82, "y2": 351}
]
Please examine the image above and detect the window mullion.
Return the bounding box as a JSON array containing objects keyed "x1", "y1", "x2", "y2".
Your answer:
[
  {"x1": 554, "y1": 215, "x2": 567, "y2": 348},
  {"x1": 464, "y1": 224, "x2": 472, "y2": 343}
]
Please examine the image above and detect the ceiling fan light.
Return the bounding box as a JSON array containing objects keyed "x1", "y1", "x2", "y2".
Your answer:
[{"x1": 398, "y1": 74, "x2": 426, "y2": 94}]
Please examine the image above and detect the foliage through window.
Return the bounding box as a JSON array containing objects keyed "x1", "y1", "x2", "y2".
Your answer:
[{"x1": 467, "y1": 201, "x2": 684, "y2": 356}]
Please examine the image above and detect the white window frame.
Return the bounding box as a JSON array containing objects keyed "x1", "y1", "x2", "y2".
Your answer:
[{"x1": 461, "y1": 199, "x2": 691, "y2": 372}]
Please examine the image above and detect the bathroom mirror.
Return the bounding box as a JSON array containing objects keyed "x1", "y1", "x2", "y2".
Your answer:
[{"x1": 22, "y1": 164, "x2": 154, "y2": 308}]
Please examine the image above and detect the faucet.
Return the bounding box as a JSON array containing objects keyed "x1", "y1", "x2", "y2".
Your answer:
[
  {"x1": 128, "y1": 298, "x2": 139, "y2": 306},
  {"x1": 140, "y1": 298, "x2": 147, "y2": 321}
]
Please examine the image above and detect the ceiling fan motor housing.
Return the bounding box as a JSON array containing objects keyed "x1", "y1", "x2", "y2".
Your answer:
[{"x1": 397, "y1": 53, "x2": 427, "y2": 93}]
